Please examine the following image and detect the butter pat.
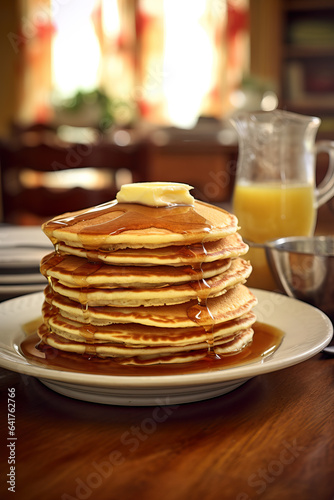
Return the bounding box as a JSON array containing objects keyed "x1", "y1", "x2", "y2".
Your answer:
[{"x1": 116, "y1": 182, "x2": 195, "y2": 207}]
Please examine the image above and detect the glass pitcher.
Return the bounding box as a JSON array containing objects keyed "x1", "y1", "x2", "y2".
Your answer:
[{"x1": 231, "y1": 109, "x2": 334, "y2": 290}]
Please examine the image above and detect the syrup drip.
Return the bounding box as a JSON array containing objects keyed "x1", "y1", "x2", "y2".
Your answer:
[
  {"x1": 186, "y1": 242, "x2": 216, "y2": 354},
  {"x1": 78, "y1": 323, "x2": 97, "y2": 341},
  {"x1": 81, "y1": 302, "x2": 90, "y2": 322},
  {"x1": 70, "y1": 261, "x2": 103, "y2": 287},
  {"x1": 178, "y1": 243, "x2": 207, "y2": 261},
  {"x1": 47, "y1": 276, "x2": 52, "y2": 289}
]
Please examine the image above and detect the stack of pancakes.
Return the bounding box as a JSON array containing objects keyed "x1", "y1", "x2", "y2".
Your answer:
[{"x1": 38, "y1": 196, "x2": 257, "y2": 366}]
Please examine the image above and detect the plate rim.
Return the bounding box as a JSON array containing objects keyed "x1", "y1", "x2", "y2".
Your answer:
[{"x1": 0, "y1": 289, "x2": 332, "y2": 389}]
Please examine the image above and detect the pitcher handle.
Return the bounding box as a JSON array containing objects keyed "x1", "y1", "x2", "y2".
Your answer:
[{"x1": 315, "y1": 140, "x2": 334, "y2": 208}]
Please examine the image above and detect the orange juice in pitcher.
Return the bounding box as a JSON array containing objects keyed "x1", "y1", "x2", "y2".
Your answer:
[
  {"x1": 233, "y1": 181, "x2": 316, "y2": 289},
  {"x1": 231, "y1": 110, "x2": 334, "y2": 290}
]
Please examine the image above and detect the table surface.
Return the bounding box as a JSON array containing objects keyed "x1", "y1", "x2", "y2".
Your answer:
[
  {"x1": 1, "y1": 346, "x2": 334, "y2": 500},
  {"x1": 1, "y1": 218, "x2": 334, "y2": 500}
]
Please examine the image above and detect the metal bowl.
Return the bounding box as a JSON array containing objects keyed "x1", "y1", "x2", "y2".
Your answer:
[{"x1": 265, "y1": 235, "x2": 334, "y2": 321}]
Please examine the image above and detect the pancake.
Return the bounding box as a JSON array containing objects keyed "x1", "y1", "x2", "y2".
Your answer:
[
  {"x1": 44, "y1": 283, "x2": 257, "y2": 328},
  {"x1": 56, "y1": 233, "x2": 249, "y2": 266},
  {"x1": 42, "y1": 200, "x2": 239, "y2": 249},
  {"x1": 37, "y1": 322, "x2": 254, "y2": 365},
  {"x1": 40, "y1": 252, "x2": 232, "y2": 288},
  {"x1": 42, "y1": 300, "x2": 256, "y2": 346},
  {"x1": 48, "y1": 258, "x2": 252, "y2": 307}
]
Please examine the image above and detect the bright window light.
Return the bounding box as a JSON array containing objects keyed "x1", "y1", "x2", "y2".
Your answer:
[
  {"x1": 51, "y1": 0, "x2": 101, "y2": 99},
  {"x1": 162, "y1": 0, "x2": 214, "y2": 128},
  {"x1": 20, "y1": 168, "x2": 114, "y2": 190},
  {"x1": 102, "y1": 0, "x2": 121, "y2": 39}
]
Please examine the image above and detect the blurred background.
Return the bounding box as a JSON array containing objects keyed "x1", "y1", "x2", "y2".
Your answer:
[{"x1": 1, "y1": 0, "x2": 333, "y2": 225}]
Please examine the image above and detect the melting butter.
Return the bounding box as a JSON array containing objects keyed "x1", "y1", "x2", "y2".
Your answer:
[{"x1": 116, "y1": 182, "x2": 195, "y2": 207}]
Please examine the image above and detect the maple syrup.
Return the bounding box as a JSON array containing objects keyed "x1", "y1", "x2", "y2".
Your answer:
[
  {"x1": 46, "y1": 201, "x2": 214, "y2": 244},
  {"x1": 20, "y1": 322, "x2": 284, "y2": 377}
]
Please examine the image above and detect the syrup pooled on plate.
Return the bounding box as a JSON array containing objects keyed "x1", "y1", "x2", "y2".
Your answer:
[{"x1": 20, "y1": 322, "x2": 284, "y2": 377}]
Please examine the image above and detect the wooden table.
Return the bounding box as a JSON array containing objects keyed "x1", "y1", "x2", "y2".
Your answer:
[{"x1": 1, "y1": 346, "x2": 333, "y2": 500}]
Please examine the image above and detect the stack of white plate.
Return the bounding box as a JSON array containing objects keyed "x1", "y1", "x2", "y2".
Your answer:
[{"x1": 0, "y1": 226, "x2": 53, "y2": 300}]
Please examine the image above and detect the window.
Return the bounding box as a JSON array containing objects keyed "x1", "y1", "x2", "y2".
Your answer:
[{"x1": 15, "y1": 0, "x2": 249, "y2": 128}]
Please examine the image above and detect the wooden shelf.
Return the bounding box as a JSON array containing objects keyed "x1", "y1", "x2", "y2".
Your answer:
[
  {"x1": 285, "y1": 99, "x2": 334, "y2": 112},
  {"x1": 278, "y1": 0, "x2": 334, "y2": 138},
  {"x1": 283, "y1": 0, "x2": 334, "y2": 12}
]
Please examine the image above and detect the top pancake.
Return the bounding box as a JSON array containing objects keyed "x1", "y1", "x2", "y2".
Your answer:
[{"x1": 42, "y1": 200, "x2": 239, "y2": 250}]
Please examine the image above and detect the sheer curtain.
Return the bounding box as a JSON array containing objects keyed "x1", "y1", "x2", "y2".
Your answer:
[
  {"x1": 16, "y1": 0, "x2": 249, "y2": 128},
  {"x1": 15, "y1": 0, "x2": 54, "y2": 125}
]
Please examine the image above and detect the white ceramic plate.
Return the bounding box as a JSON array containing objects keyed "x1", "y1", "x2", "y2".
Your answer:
[{"x1": 0, "y1": 290, "x2": 332, "y2": 406}]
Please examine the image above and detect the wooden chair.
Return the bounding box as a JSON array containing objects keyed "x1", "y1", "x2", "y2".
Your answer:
[{"x1": 0, "y1": 129, "x2": 147, "y2": 225}]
